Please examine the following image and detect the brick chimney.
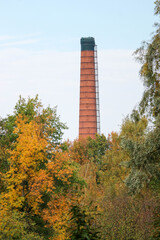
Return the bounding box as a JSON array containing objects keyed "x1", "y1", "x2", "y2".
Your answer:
[{"x1": 79, "y1": 37, "x2": 100, "y2": 138}]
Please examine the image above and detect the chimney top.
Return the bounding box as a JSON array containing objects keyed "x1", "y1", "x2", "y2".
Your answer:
[{"x1": 81, "y1": 37, "x2": 95, "y2": 51}]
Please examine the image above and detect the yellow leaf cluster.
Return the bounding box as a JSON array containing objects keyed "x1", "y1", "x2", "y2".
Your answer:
[{"x1": 0, "y1": 115, "x2": 79, "y2": 239}]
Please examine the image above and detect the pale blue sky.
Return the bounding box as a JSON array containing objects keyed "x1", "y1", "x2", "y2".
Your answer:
[
  {"x1": 0, "y1": 0, "x2": 156, "y2": 50},
  {"x1": 0, "y1": 0, "x2": 158, "y2": 140}
]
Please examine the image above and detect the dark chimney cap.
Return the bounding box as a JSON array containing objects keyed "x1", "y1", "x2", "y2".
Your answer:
[{"x1": 81, "y1": 37, "x2": 95, "y2": 51}]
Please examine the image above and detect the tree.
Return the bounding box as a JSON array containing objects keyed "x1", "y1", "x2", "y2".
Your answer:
[
  {"x1": 69, "y1": 135, "x2": 109, "y2": 238},
  {"x1": 69, "y1": 205, "x2": 99, "y2": 240},
  {"x1": 0, "y1": 97, "x2": 82, "y2": 239},
  {"x1": 0, "y1": 210, "x2": 43, "y2": 240},
  {"x1": 134, "y1": 1, "x2": 160, "y2": 120},
  {"x1": 0, "y1": 95, "x2": 67, "y2": 161},
  {"x1": 121, "y1": 2, "x2": 160, "y2": 237},
  {"x1": 96, "y1": 113, "x2": 158, "y2": 239},
  {"x1": 0, "y1": 96, "x2": 67, "y2": 195},
  {"x1": 101, "y1": 131, "x2": 129, "y2": 195},
  {"x1": 13, "y1": 95, "x2": 67, "y2": 146},
  {"x1": 70, "y1": 134, "x2": 108, "y2": 167},
  {"x1": 122, "y1": 1, "x2": 160, "y2": 195}
]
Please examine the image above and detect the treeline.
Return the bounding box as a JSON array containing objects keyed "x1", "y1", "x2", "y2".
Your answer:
[{"x1": 0, "y1": 1, "x2": 160, "y2": 239}]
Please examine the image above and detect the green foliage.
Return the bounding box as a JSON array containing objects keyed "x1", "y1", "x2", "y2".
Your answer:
[
  {"x1": 121, "y1": 113, "x2": 148, "y2": 142},
  {"x1": 123, "y1": 123, "x2": 160, "y2": 194},
  {"x1": 154, "y1": 0, "x2": 160, "y2": 15},
  {"x1": 87, "y1": 134, "x2": 109, "y2": 164},
  {"x1": 122, "y1": 1, "x2": 160, "y2": 195},
  {"x1": 134, "y1": 1, "x2": 160, "y2": 119},
  {"x1": 69, "y1": 205, "x2": 99, "y2": 240},
  {"x1": 71, "y1": 134, "x2": 108, "y2": 165},
  {"x1": 151, "y1": 205, "x2": 160, "y2": 239},
  {"x1": 118, "y1": 4, "x2": 160, "y2": 237},
  {"x1": 0, "y1": 210, "x2": 44, "y2": 240}
]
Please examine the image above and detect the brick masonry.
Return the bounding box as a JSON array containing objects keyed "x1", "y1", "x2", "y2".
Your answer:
[{"x1": 79, "y1": 49, "x2": 97, "y2": 138}]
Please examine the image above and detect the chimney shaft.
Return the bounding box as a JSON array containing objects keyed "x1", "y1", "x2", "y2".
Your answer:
[{"x1": 79, "y1": 37, "x2": 100, "y2": 138}]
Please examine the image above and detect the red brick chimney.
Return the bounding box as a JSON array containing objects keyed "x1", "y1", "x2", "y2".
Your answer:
[{"x1": 79, "y1": 37, "x2": 100, "y2": 138}]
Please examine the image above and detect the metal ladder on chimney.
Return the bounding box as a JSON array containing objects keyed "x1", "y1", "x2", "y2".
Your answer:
[{"x1": 94, "y1": 45, "x2": 100, "y2": 134}]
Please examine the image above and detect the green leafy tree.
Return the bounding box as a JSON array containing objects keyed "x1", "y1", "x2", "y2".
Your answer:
[
  {"x1": 70, "y1": 134, "x2": 108, "y2": 165},
  {"x1": 122, "y1": 1, "x2": 160, "y2": 195},
  {"x1": 69, "y1": 205, "x2": 99, "y2": 240},
  {"x1": 134, "y1": 1, "x2": 160, "y2": 120},
  {"x1": 0, "y1": 210, "x2": 44, "y2": 240},
  {"x1": 121, "y1": 2, "x2": 160, "y2": 237}
]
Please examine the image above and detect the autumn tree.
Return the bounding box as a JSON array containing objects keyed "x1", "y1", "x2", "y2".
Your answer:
[
  {"x1": 0, "y1": 96, "x2": 67, "y2": 195},
  {"x1": 0, "y1": 95, "x2": 66, "y2": 152},
  {"x1": 120, "y1": 2, "x2": 160, "y2": 237},
  {"x1": 69, "y1": 135, "x2": 108, "y2": 238},
  {"x1": 122, "y1": 0, "x2": 160, "y2": 196},
  {"x1": 96, "y1": 114, "x2": 158, "y2": 239},
  {"x1": 0, "y1": 96, "x2": 82, "y2": 239},
  {"x1": 70, "y1": 134, "x2": 108, "y2": 165}
]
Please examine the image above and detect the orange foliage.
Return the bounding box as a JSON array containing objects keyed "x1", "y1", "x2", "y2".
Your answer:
[
  {"x1": 70, "y1": 138, "x2": 89, "y2": 165},
  {"x1": 0, "y1": 115, "x2": 78, "y2": 239}
]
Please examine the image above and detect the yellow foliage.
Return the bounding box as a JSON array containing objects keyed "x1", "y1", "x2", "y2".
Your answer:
[
  {"x1": 0, "y1": 115, "x2": 79, "y2": 239},
  {"x1": 141, "y1": 62, "x2": 149, "y2": 76},
  {"x1": 102, "y1": 132, "x2": 129, "y2": 194},
  {"x1": 121, "y1": 116, "x2": 148, "y2": 142}
]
